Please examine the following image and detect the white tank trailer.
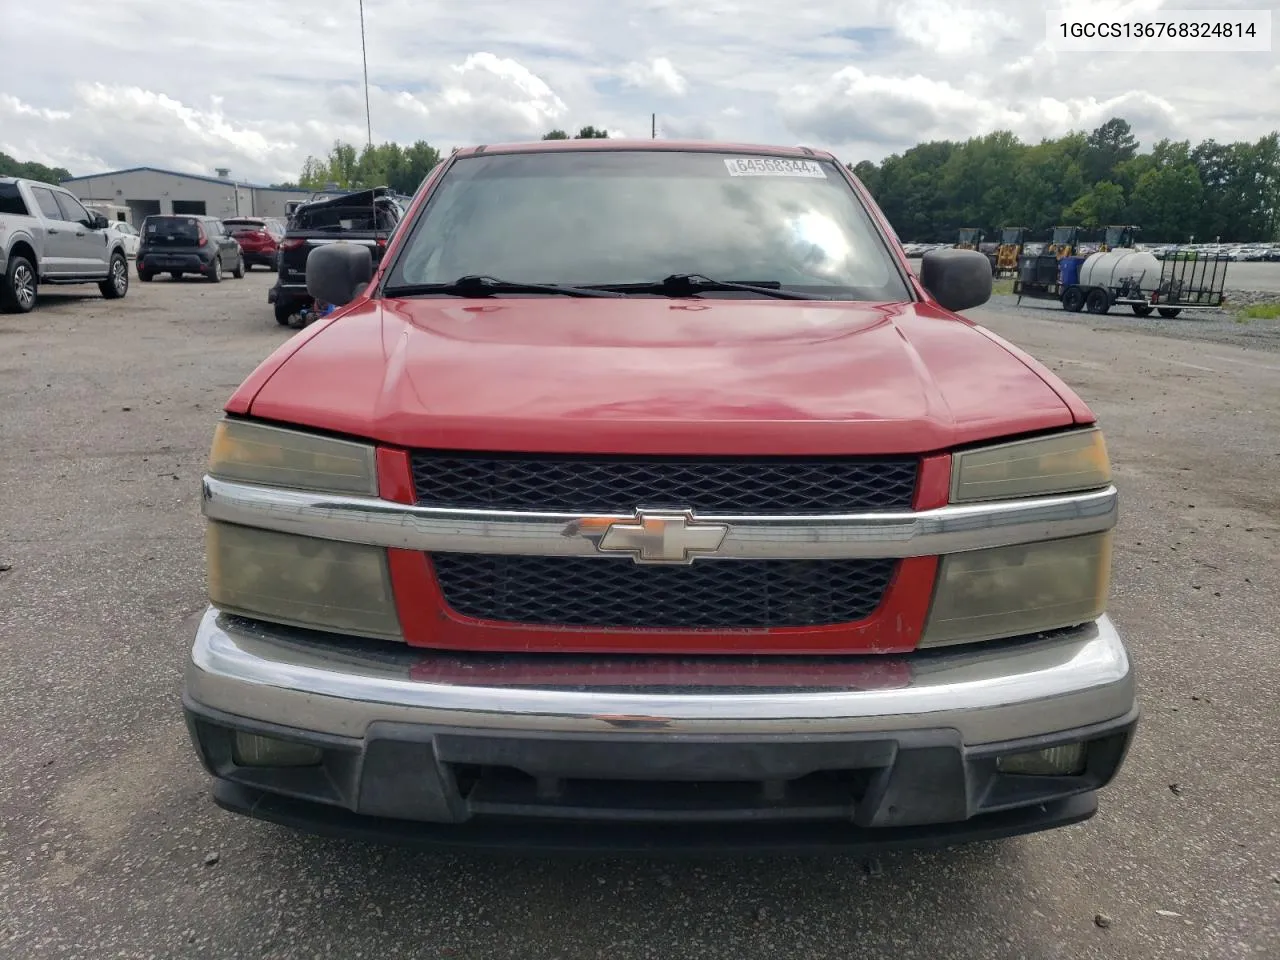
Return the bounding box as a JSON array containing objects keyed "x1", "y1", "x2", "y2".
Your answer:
[
  {"x1": 1077, "y1": 251, "x2": 1162, "y2": 293},
  {"x1": 1056, "y1": 247, "x2": 1221, "y2": 318}
]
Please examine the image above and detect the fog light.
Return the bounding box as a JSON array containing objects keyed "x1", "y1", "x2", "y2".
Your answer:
[
  {"x1": 996, "y1": 742, "x2": 1087, "y2": 776},
  {"x1": 232, "y1": 731, "x2": 323, "y2": 768}
]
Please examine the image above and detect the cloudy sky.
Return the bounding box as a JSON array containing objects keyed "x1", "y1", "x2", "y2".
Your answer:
[{"x1": 2, "y1": 0, "x2": 1275, "y2": 185}]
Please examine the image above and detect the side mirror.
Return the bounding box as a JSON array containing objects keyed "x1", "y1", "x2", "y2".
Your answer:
[
  {"x1": 88, "y1": 213, "x2": 109, "y2": 230},
  {"x1": 306, "y1": 242, "x2": 373, "y2": 306},
  {"x1": 919, "y1": 248, "x2": 993, "y2": 312}
]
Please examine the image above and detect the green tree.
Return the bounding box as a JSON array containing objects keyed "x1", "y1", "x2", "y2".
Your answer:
[
  {"x1": 848, "y1": 160, "x2": 880, "y2": 197},
  {"x1": 1084, "y1": 117, "x2": 1139, "y2": 183},
  {"x1": 326, "y1": 141, "x2": 359, "y2": 187},
  {"x1": 1009, "y1": 134, "x2": 1088, "y2": 231},
  {"x1": 298, "y1": 155, "x2": 328, "y2": 190},
  {"x1": 297, "y1": 139, "x2": 441, "y2": 195},
  {"x1": 1130, "y1": 163, "x2": 1204, "y2": 241},
  {"x1": 874, "y1": 141, "x2": 957, "y2": 241},
  {"x1": 399, "y1": 140, "x2": 442, "y2": 194},
  {"x1": 1063, "y1": 181, "x2": 1126, "y2": 228},
  {"x1": 0, "y1": 151, "x2": 73, "y2": 183},
  {"x1": 936, "y1": 130, "x2": 1023, "y2": 233},
  {"x1": 543, "y1": 126, "x2": 609, "y2": 140}
]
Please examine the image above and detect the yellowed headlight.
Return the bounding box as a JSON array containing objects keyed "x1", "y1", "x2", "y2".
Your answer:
[
  {"x1": 207, "y1": 521, "x2": 402, "y2": 640},
  {"x1": 920, "y1": 532, "x2": 1112, "y2": 648},
  {"x1": 951, "y1": 428, "x2": 1111, "y2": 503},
  {"x1": 208, "y1": 419, "x2": 378, "y2": 495}
]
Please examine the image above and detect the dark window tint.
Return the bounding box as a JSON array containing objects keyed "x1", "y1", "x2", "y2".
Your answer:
[
  {"x1": 30, "y1": 187, "x2": 62, "y2": 220},
  {"x1": 141, "y1": 216, "x2": 203, "y2": 246},
  {"x1": 0, "y1": 183, "x2": 29, "y2": 216},
  {"x1": 291, "y1": 201, "x2": 398, "y2": 232},
  {"x1": 223, "y1": 219, "x2": 265, "y2": 235},
  {"x1": 54, "y1": 192, "x2": 90, "y2": 224}
]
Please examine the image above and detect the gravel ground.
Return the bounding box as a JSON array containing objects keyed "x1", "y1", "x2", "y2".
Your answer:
[
  {"x1": 1, "y1": 272, "x2": 1277, "y2": 960},
  {"x1": 984, "y1": 293, "x2": 1280, "y2": 353}
]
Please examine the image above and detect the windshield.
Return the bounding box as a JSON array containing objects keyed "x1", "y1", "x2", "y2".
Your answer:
[{"x1": 386, "y1": 151, "x2": 911, "y2": 300}]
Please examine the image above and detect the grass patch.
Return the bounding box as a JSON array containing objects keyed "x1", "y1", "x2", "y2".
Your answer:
[
  {"x1": 1235, "y1": 302, "x2": 1280, "y2": 321},
  {"x1": 992, "y1": 278, "x2": 1014, "y2": 296}
]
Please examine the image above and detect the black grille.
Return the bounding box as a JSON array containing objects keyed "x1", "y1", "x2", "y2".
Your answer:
[
  {"x1": 429, "y1": 554, "x2": 897, "y2": 629},
  {"x1": 409, "y1": 453, "x2": 918, "y2": 514}
]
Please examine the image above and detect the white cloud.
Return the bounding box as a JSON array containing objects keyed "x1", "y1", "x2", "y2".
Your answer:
[
  {"x1": 883, "y1": 0, "x2": 1009, "y2": 56},
  {"x1": 0, "y1": 0, "x2": 1269, "y2": 183},
  {"x1": 782, "y1": 67, "x2": 1025, "y2": 145},
  {"x1": 0, "y1": 94, "x2": 71, "y2": 123},
  {"x1": 436, "y1": 52, "x2": 569, "y2": 137},
  {"x1": 620, "y1": 58, "x2": 689, "y2": 96},
  {"x1": 781, "y1": 64, "x2": 1183, "y2": 152}
]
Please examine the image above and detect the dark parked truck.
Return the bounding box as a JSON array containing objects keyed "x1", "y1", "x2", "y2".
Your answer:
[
  {"x1": 185, "y1": 140, "x2": 1137, "y2": 855},
  {"x1": 268, "y1": 187, "x2": 402, "y2": 326}
]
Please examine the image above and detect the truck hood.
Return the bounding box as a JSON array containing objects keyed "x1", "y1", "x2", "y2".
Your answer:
[{"x1": 244, "y1": 297, "x2": 1085, "y2": 455}]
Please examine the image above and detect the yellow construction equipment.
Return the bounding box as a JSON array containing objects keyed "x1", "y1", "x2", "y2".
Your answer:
[
  {"x1": 995, "y1": 226, "x2": 1027, "y2": 277},
  {"x1": 956, "y1": 227, "x2": 984, "y2": 250},
  {"x1": 1046, "y1": 225, "x2": 1080, "y2": 259},
  {"x1": 1099, "y1": 225, "x2": 1140, "y2": 252}
]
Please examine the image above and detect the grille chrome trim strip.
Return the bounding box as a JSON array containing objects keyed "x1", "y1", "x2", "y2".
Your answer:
[{"x1": 202, "y1": 476, "x2": 1118, "y2": 560}]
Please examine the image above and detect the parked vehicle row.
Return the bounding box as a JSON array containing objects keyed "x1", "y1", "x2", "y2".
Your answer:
[
  {"x1": 1146, "y1": 242, "x2": 1279, "y2": 262},
  {"x1": 135, "y1": 214, "x2": 288, "y2": 283},
  {"x1": 0, "y1": 174, "x2": 302, "y2": 312}
]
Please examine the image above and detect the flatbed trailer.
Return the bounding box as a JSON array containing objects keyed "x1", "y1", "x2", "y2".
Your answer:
[{"x1": 1013, "y1": 247, "x2": 1229, "y2": 318}]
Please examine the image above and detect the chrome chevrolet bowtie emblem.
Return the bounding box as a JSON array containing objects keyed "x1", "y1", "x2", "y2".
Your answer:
[{"x1": 581, "y1": 511, "x2": 730, "y2": 564}]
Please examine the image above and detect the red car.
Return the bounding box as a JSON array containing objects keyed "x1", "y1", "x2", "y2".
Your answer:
[
  {"x1": 183, "y1": 140, "x2": 1136, "y2": 854},
  {"x1": 221, "y1": 217, "x2": 285, "y2": 270}
]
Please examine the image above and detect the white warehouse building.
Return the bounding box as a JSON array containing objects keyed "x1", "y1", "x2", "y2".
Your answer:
[{"x1": 59, "y1": 166, "x2": 314, "y2": 225}]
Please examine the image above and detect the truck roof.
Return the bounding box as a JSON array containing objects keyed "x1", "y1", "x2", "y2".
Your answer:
[
  {"x1": 0, "y1": 175, "x2": 57, "y2": 188},
  {"x1": 451, "y1": 139, "x2": 836, "y2": 161}
]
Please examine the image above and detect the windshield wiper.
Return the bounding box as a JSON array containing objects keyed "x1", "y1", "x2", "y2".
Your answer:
[
  {"x1": 590, "y1": 274, "x2": 829, "y2": 301},
  {"x1": 383, "y1": 275, "x2": 626, "y2": 299}
]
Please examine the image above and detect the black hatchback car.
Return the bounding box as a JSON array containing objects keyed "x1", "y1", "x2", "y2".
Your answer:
[{"x1": 137, "y1": 215, "x2": 245, "y2": 282}]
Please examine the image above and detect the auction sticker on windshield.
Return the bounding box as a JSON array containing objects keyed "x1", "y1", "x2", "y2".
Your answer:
[{"x1": 724, "y1": 157, "x2": 827, "y2": 178}]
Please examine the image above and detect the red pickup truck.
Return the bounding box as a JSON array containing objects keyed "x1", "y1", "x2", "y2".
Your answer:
[{"x1": 183, "y1": 139, "x2": 1136, "y2": 853}]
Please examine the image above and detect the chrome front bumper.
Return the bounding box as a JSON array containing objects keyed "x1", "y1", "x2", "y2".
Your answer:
[
  {"x1": 183, "y1": 608, "x2": 1137, "y2": 846},
  {"x1": 186, "y1": 607, "x2": 1134, "y2": 745}
]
